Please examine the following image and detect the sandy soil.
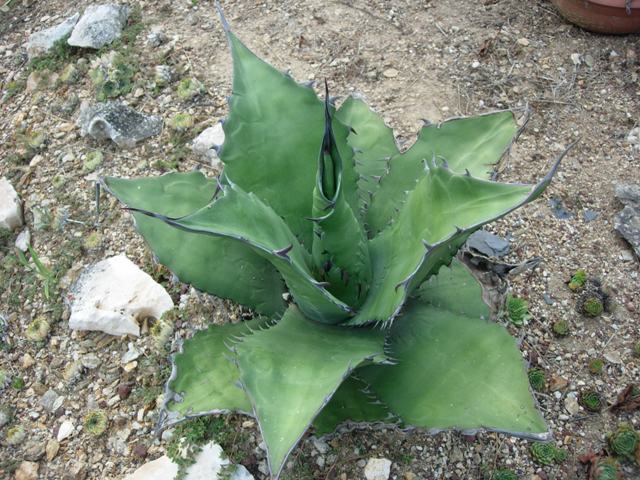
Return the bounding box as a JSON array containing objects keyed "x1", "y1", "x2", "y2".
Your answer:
[{"x1": 0, "y1": 0, "x2": 639, "y2": 479}]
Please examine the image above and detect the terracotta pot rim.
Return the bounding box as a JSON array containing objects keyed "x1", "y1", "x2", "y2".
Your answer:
[{"x1": 589, "y1": 0, "x2": 640, "y2": 8}]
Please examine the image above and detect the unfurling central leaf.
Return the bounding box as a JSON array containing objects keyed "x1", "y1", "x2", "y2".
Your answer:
[{"x1": 310, "y1": 85, "x2": 372, "y2": 307}]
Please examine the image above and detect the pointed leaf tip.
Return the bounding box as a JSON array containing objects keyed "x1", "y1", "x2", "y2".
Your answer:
[{"x1": 215, "y1": 1, "x2": 230, "y2": 32}]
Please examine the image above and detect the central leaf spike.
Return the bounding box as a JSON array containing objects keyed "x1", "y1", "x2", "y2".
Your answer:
[
  {"x1": 319, "y1": 81, "x2": 340, "y2": 200},
  {"x1": 310, "y1": 82, "x2": 372, "y2": 307}
]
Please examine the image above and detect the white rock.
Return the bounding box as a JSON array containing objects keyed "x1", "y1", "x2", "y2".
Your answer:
[
  {"x1": 15, "y1": 229, "x2": 30, "y2": 251},
  {"x1": 121, "y1": 342, "x2": 142, "y2": 364},
  {"x1": 231, "y1": 465, "x2": 254, "y2": 480},
  {"x1": 14, "y1": 461, "x2": 39, "y2": 480},
  {"x1": 125, "y1": 455, "x2": 179, "y2": 480},
  {"x1": 364, "y1": 458, "x2": 392, "y2": 480},
  {"x1": 80, "y1": 353, "x2": 101, "y2": 369},
  {"x1": 312, "y1": 436, "x2": 329, "y2": 454},
  {"x1": 604, "y1": 350, "x2": 623, "y2": 364},
  {"x1": 564, "y1": 392, "x2": 580, "y2": 416},
  {"x1": 68, "y1": 4, "x2": 130, "y2": 49},
  {"x1": 191, "y1": 123, "x2": 225, "y2": 166},
  {"x1": 69, "y1": 255, "x2": 173, "y2": 336},
  {"x1": 57, "y1": 420, "x2": 74, "y2": 441},
  {"x1": 25, "y1": 13, "x2": 79, "y2": 58},
  {"x1": 627, "y1": 126, "x2": 640, "y2": 150},
  {"x1": 147, "y1": 26, "x2": 168, "y2": 47},
  {"x1": 0, "y1": 177, "x2": 23, "y2": 230},
  {"x1": 125, "y1": 442, "x2": 254, "y2": 480},
  {"x1": 41, "y1": 389, "x2": 64, "y2": 413},
  {"x1": 185, "y1": 442, "x2": 231, "y2": 480}
]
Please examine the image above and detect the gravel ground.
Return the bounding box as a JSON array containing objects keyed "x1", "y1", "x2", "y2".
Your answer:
[{"x1": 0, "y1": 1, "x2": 639, "y2": 479}]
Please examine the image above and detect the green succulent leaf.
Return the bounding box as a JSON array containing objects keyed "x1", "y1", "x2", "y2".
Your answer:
[
  {"x1": 359, "y1": 258, "x2": 549, "y2": 438},
  {"x1": 335, "y1": 96, "x2": 399, "y2": 206},
  {"x1": 129, "y1": 181, "x2": 352, "y2": 324},
  {"x1": 313, "y1": 375, "x2": 397, "y2": 436},
  {"x1": 347, "y1": 157, "x2": 563, "y2": 326},
  {"x1": 102, "y1": 172, "x2": 286, "y2": 316},
  {"x1": 233, "y1": 305, "x2": 386, "y2": 477},
  {"x1": 366, "y1": 111, "x2": 521, "y2": 235},
  {"x1": 160, "y1": 317, "x2": 269, "y2": 428},
  {"x1": 220, "y1": 29, "x2": 358, "y2": 248},
  {"x1": 311, "y1": 93, "x2": 372, "y2": 306}
]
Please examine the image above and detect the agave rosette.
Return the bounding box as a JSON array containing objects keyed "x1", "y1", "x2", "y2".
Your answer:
[{"x1": 102, "y1": 16, "x2": 568, "y2": 479}]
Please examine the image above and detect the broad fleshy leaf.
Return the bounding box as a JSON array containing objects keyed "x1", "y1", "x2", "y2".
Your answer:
[
  {"x1": 102, "y1": 172, "x2": 286, "y2": 315},
  {"x1": 129, "y1": 181, "x2": 352, "y2": 324},
  {"x1": 160, "y1": 317, "x2": 269, "y2": 428},
  {"x1": 347, "y1": 157, "x2": 562, "y2": 326},
  {"x1": 366, "y1": 111, "x2": 520, "y2": 234},
  {"x1": 313, "y1": 375, "x2": 397, "y2": 436},
  {"x1": 233, "y1": 305, "x2": 386, "y2": 478},
  {"x1": 220, "y1": 29, "x2": 358, "y2": 248},
  {"x1": 335, "y1": 96, "x2": 399, "y2": 206},
  {"x1": 360, "y1": 259, "x2": 549, "y2": 438}
]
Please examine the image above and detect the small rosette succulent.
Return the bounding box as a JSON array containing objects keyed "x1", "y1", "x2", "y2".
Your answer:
[
  {"x1": 102, "y1": 12, "x2": 567, "y2": 479},
  {"x1": 530, "y1": 442, "x2": 567, "y2": 465},
  {"x1": 607, "y1": 423, "x2": 638, "y2": 460}
]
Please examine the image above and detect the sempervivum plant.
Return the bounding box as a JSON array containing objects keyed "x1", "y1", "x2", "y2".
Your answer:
[{"x1": 102, "y1": 13, "x2": 568, "y2": 479}]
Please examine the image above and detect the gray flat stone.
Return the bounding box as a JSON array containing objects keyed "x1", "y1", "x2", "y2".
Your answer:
[
  {"x1": 614, "y1": 184, "x2": 640, "y2": 259},
  {"x1": 26, "y1": 13, "x2": 79, "y2": 59},
  {"x1": 40, "y1": 389, "x2": 64, "y2": 413},
  {"x1": 77, "y1": 102, "x2": 163, "y2": 148},
  {"x1": 466, "y1": 230, "x2": 510, "y2": 257},
  {"x1": 68, "y1": 4, "x2": 130, "y2": 49}
]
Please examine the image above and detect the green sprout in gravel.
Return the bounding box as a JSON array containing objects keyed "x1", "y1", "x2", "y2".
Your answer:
[
  {"x1": 528, "y1": 368, "x2": 546, "y2": 392},
  {"x1": 25, "y1": 316, "x2": 50, "y2": 342},
  {"x1": 28, "y1": 35, "x2": 76, "y2": 72},
  {"x1": 83, "y1": 231, "x2": 102, "y2": 250},
  {"x1": 5, "y1": 425, "x2": 26, "y2": 446},
  {"x1": 579, "y1": 389, "x2": 603, "y2": 412},
  {"x1": 552, "y1": 319, "x2": 569, "y2": 337},
  {"x1": 11, "y1": 377, "x2": 25, "y2": 390},
  {"x1": 578, "y1": 279, "x2": 609, "y2": 317},
  {"x1": 588, "y1": 358, "x2": 604, "y2": 375},
  {"x1": 90, "y1": 53, "x2": 137, "y2": 101},
  {"x1": 633, "y1": 341, "x2": 640, "y2": 357},
  {"x1": 83, "y1": 150, "x2": 103, "y2": 173},
  {"x1": 530, "y1": 442, "x2": 567, "y2": 465},
  {"x1": 168, "y1": 113, "x2": 195, "y2": 131},
  {"x1": 1, "y1": 79, "x2": 26, "y2": 103},
  {"x1": 568, "y1": 269, "x2": 587, "y2": 291},
  {"x1": 490, "y1": 469, "x2": 519, "y2": 480},
  {"x1": 17, "y1": 245, "x2": 56, "y2": 300},
  {"x1": 177, "y1": 78, "x2": 205, "y2": 101},
  {"x1": 166, "y1": 416, "x2": 244, "y2": 480},
  {"x1": 607, "y1": 423, "x2": 638, "y2": 460},
  {"x1": 83, "y1": 410, "x2": 108, "y2": 437},
  {"x1": 506, "y1": 294, "x2": 529, "y2": 326},
  {"x1": 101, "y1": 11, "x2": 569, "y2": 478},
  {"x1": 150, "y1": 310, "x2": 177, "y2": 351},
  {"x1": 582, "y1": 296, "x2": 604, "y2": 317},
  {"x1": 589, "y1": 457, "x2": 621, "y2": 480}
]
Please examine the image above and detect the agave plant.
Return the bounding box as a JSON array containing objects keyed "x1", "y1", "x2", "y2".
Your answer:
[{"x1": 102, "y1": 14, "x2": 568, "y2": 479}]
